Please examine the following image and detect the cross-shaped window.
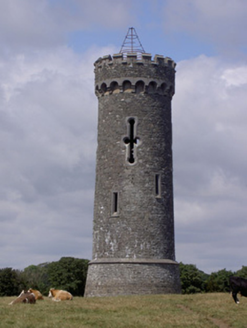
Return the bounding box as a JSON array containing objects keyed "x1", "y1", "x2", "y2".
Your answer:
[{"x1": 123, "y1": 117, "x2": 140, "y2": 164}]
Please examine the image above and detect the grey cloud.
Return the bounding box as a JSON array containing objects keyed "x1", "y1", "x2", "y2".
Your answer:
[
  {"x1": 162, "y1": 0, "x2": 247, "y2": 56},
  {"x1": 173, "y1": 55, "x2": 247, "y2": 272},
  {"x1": 0, "y1": 0, "x2": 134, "y2": 52},
  {"x1": 0, "y1": 46, "x2": 102, "y2": 269}
]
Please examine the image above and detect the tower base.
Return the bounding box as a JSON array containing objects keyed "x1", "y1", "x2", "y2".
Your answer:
[{"x1": 84, "y1": 258, "x2": 181, "y2": 297}]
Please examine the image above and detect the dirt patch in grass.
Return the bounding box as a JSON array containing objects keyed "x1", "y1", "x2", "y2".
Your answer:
[{"x1": 177, "y1": 304, "x2": 230, "y2": 328}]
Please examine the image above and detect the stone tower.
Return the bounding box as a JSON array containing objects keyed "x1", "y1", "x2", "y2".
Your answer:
[{"x1": 85, "y1": 28, "x2": 181, "y2": 297}]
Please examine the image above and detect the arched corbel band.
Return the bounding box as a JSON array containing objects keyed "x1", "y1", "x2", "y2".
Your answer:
[{"x1": 95, "y1": 78, "x2": 174, "y2": 97}]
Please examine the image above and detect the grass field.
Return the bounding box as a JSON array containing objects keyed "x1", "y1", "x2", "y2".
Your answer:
[{"x1": 0, "y1": 293, "x2": 245, "y2": 328}]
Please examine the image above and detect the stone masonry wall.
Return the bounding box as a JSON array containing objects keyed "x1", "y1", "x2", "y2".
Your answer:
[
  {"x1": 93, "y1": 92, "x2": 175, "y2": 260},
  {"x1": 84, "y1": 52, "x2": 181, "y2": 297},
  {"x1": 86, "y1": 260, "x2": 181, "y2": 297}
]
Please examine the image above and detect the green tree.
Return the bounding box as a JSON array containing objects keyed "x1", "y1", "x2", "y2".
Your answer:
[
  {"x1": 48, "y1": 257, "x2": 89, "y2": 296},
  {"x1": 22, "y1": 263, "x2": 50, "y2": 295},
  {"x1": 235, "y1": 266, "x2": 247, "y2": 278},
  {"x1": 205, "y1": 269, "x2": 233, "y2": 292},
  {"x1": 0, "y1": 268, "x2": 25, "y2": 296},
  {"x1": 179, "y1": 262, "x2": 209, "y2": 294}
]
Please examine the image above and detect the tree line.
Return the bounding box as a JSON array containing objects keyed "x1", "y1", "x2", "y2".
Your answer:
[
  {"x1": 1, "y1": 259, "x2": 247, "y2": 296},
  {"x1": 0, "y1": 257, "x2": 89, "y2": 297},
  {"x1": 179, "y1": 263, "x2": 247, "y2": 294}
]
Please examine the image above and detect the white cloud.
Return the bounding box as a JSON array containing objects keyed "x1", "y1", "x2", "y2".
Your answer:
[
  {"x1": 0, "y1": 44, "x2": 110, "y2": 269},
  {"x1": 173, "y1": 55, "x2": 247, "y2": 272},
  {"x1": 221, "y1": 66, "x2": 247, "y2": 87},
  {"x1": 0, "y1": 0, "x2": 123, "y2": 269}
]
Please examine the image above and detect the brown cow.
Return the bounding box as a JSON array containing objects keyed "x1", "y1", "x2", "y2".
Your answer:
[
  {"x1": 48, "y1": 288, "x2": 73, "y2": 301},
  {"x1": 28, "y1": 288, "x2": 44, "y2": 300},
  {"x1": 9, "y1": 290, "x2": 36, "y2": 305}
]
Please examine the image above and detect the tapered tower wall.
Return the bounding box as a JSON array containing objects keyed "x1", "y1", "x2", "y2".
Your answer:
[{"x1": 85, "y1": 53, "x2": 181, "y2": 297}]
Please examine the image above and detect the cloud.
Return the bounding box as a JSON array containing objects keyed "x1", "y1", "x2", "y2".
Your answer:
[
  {"x1": 65, "y1": 0, "x2": 135, "y2": 28},
  {"x1": 0, "y1": 0, "x2": 134, "y2": 52},
  {"x1": 0, "y1": 0, "x2": 124, "y2": 270},
  {"x1": 173, "y1": 55, "x2": 247, "y2": 272},
  {"x1": 0, "y1": 44, "x2": 119, "y2": 269},
  {"x1": 0, "y1": 0, "x2": 64, "y2": 51},
  {"x1": 162, "y1": 0, "x2": 247, "y2": 56}
]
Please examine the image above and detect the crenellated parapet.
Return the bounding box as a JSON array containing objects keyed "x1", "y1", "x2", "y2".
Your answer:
[
  {"x1": 94, "y1": 53, "x2": 176, "y2": 68},
  {"x1": 94, "y1": 53, "x2": 176, "y2": 98}
]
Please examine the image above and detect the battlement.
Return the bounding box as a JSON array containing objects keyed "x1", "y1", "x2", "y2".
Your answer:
[
  {"x1": 94, "y1": 53, "x2": 176, "y2": 98},
  {"x1": 94, "y1": 53, "x2": 176, "y2": 69}
]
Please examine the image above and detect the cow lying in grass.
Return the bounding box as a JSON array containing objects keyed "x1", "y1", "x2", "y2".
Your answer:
[
  {"x1": 9, "y1": 290, "x2": 36, "y2": 305},
  {"x1": 28, "y1": 288, "x2": 44, "y2": 300},
  {"x1": 48, "y1": 288, "x2": 73, "y2": 301}
]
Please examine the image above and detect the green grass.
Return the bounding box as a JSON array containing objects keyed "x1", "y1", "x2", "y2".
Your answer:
[{"x1": 0, "y1": 293, "x2": 245, "y2": 328}]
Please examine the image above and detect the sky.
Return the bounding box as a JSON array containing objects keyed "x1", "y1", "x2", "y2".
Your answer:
[{"x1": 0, "y1": 0, "x2": 247, "y2": 274}]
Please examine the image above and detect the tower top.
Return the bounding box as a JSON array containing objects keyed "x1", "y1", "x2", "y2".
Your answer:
[{"x1": 119, "y1": 27, "x2": 145, "y2": 58}]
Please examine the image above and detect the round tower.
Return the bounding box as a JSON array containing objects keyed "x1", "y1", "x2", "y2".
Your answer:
[{"x1": 85, "y1": 33, "x2": 181, "y2": 296}]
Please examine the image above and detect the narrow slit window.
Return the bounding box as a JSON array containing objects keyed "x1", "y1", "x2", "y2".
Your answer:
[
  {"x1": 112, "y1": 192, "x2": 119, "y2": 215},
  {"x1": 128, "y1": 118, "x2": 135, "y2": 164},
  {"x1": 155, "y1": 174, "x2": 161, "y2": 197}
]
